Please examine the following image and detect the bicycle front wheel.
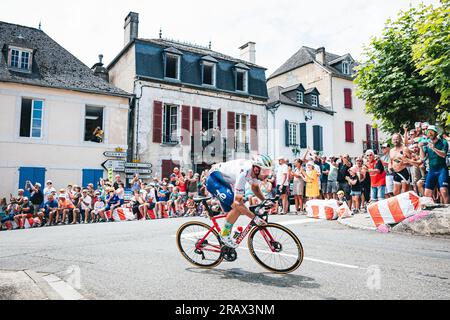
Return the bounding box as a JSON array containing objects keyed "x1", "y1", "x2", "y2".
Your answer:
[
  {"x1": 248, "y1": 223, "x2": 304, "y2": 274},
  {"x1": 176, "y1": 221, "x2": 224, "y2": 268}
]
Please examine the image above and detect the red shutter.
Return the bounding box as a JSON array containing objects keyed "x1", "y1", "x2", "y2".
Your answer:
[
  {"x1": 250, "y1": 114, "x2": 258, "y2": 152},
  {"x1": 344, "y1": 89, "x2": 352, "y2": 109},
  {"x1": 366, "y1": 124, "x2": 372, "y2": 144},
  {"x1": 153, "y1": 101, "x2": 163, "y2": 144},
  {"x1": 227, "y1": 112, "x2": 235, "y2": 130},
  {"x1": 192, "y1": 107, "x2": 201, "y2": 150},
  {"x1": 181, "y1": 105, "x2": 191, "y2": 146},
  {"x1": 345, "y1": 121, "x2": 354, "y2": 143},
  {"x1": 161, "y1": 160, "x2": 180, "y2": 178}
]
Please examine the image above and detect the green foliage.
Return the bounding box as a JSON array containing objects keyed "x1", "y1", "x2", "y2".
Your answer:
[
  {"x1": 412, "y1": 0, "x2": 450, "y2": 132},
  {"x1": 355, "y1": 3, "x2": 446, "y2": 134}
]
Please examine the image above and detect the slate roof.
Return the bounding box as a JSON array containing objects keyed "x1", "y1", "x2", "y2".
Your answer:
[
  {"x1": 267, "y1": 85, "x2": 334, "y2": 115},
  {"x1": 268, "y1": 46, "x2": 356, "y2": 80},
  {"x1": 109, "y1": 37, "x2": 266, "y2": 70},
  {"x1": 0, "y1": 21, "x2": 130, "y2": 98}
]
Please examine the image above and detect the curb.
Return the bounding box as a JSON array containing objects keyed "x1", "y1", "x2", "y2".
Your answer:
[
  {"x1": 337, "y1": 218, "x2": 377, "y2": 232},
  {"x1": 24, "y1": 270, "x2": 84, "y2": 300}
]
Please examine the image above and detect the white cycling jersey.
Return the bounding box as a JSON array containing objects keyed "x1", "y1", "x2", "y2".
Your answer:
[{"x1": 211, "y1": 160, "x2": 260, "y2": 195}]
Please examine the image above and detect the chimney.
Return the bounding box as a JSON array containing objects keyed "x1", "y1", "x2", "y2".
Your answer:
[
  {"x1": 239, "y1": 42, "x2": 256, "y2": 64},
  {"x1": 124, "y1": 12, "x2": 139, "y2": 47},
  {"x1": 315, "y1": 47, "x2": 326, "y2": 65},
  {"x1": 91, "y1": 54, "x2": 109, "y2": 82}
]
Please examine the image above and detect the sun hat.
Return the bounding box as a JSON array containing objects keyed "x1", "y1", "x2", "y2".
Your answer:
[
  {"x1": 427, "y1": 125, "x2": 439, "y2": 134},
  {"x1": 381, "y1": 143, "x2": 390, "y2": 149}
]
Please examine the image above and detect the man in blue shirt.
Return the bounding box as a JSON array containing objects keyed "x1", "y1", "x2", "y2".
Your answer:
[
  {"x1": 44, "y1": 194, "x2": 59, "y2": 226},
  {"x1": 420, "y1": 126, "x2": 449, "y2": 204}
]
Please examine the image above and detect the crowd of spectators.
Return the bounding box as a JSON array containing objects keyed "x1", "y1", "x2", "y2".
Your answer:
[{"x1": 1, "y1": 122, "x2": 448, "y2": 231}]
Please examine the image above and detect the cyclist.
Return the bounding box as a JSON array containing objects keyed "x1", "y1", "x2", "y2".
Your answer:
[{"x1": 206, "y1": 155, "x2": 274, "y2": 248}]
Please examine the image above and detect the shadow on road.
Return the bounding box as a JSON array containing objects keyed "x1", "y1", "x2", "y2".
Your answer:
[{"x1": 185, "y1": 267, "x2": 320, "y2": 289}]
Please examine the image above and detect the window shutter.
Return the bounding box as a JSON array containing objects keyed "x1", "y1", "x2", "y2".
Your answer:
[
  {"x1": 344, "y1": 89, "x2": 352, "y2": 109},
  {"x1": 300, "y1": 123, "x2": 307, "y2": 149},
  {"x1": 181, "y1": 105, "x2": 191, "y2": 146},
  {"x1": 345, "y1": 121, "x2": 354, "y2": 143},
  {"x1": 374, "y1": 128, "x2": 379, "y2": 142},
  {"x1": 285, "y1": 120, "x2": 290, "y2": 147},
  {"x1": 192, "y1": 107, "x2": 201, "y2": 149},
  {"x1": 227, "y1": 112, "x2": 236, "y2": 151},
  {"x1": 319, "y1": 126, "x2": 323, "y2": 151},
  {"x1": 366, "y1": 124, "x2": 372, "y2": 144},
  {"x1": 313, "y1": 126, "x2": 320, "y2": 151},
  {"x1": 153, "y1": 101, "x2": 163, "y2": 144},
  {"x1": 250, "y1": 115, "x2": 258, "y2": 152}
]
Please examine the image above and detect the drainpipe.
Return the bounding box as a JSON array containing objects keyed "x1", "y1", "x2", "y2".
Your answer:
[
  {"x1": 133, "y1": 79, "x2": 155, "y2": 162},
  {"x1": 266, "y1": 102, "x2": 280, "y2": 159}
]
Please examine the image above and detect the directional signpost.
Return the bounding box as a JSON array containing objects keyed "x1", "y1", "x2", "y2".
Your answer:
[
  {"x1": 104, "y1": 151, "x2": 127, "y2": 159},
  {"x1": 102, "y1": 160, "x2": 125, "y2": 172},
  {"x1": 125, "y1": 162, "x2": 153, "y2": 181}
]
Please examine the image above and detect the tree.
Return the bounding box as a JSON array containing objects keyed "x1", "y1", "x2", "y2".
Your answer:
[
  {"x1": 355, "y1": 5, "x2": 440, "y2": 134},
  {"x1": 412, "y1": 0, "x2": 450, "y2": 131}
]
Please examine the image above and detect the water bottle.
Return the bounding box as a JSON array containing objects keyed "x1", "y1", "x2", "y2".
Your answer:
[{"x1": 233, "y1": 226, "x2": 244, "y2": 240}]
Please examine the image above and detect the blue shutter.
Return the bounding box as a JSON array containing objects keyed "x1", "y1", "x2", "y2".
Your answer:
[
  {"x1": 82, "y1": 169, "x2": 104, "y2": 189},
  {"x1": 300, "y1": 123, "x2": 307, "y2": 149},
  {"x1": 19, "y1": 167, "x2": 46, "y2": 197},
  {"x1": 313, "y1": 126, "x2": 324, "y2": 152},
  {"x1": 285, "y1": 120, "x2": 290, "y2": 147}
]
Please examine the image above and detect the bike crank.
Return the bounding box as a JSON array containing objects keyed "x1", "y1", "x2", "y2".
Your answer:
[{"x1": 221, "y1": 246, "x2": 238, "y2": 262}]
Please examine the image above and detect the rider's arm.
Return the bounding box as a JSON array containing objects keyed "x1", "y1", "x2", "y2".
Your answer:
[{"x1": 251, "y1": 184, "x2": 265, "y2": 202}]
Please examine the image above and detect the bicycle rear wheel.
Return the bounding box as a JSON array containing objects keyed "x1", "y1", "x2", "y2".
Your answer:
[
  {"x1": 248, "y1": 223, "x2": 304, "y2": 274},
  {"x1": 176, "y1": 221, "x2": 224, "y2": 268}
]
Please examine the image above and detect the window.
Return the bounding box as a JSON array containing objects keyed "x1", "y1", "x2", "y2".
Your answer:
[
  {"x1": 163, "y1": 104, "x2": 179, "y2": 144},
  {"x1": 289, "y1": 122, "x2": 298, "y2": 146},
  {"x1": 345, "y1": 121, "x2": 355, "y2": 143},
  {"x1": 20, "y1": 98, "x2": 43, "y2": 138},
  {"x1": 203, "y1": 62, "x2": 216, "y2": 86},
  {"x1": 296, "y1": 91, "x2": 304, "y2": 104},
  {"x1": 165, "y1": 54, "x2": 180, "y2": 80},
  {"x1": 9, "y1": 47, "x2": 32, "y2": 71},
  {"x1": 235, "y1": 114, "x2": 249, "y2": 152},
  {"x1": 236, "y1": 70, "x2": 248, "y2": 92},
  {"x1": 311, "y1": 95, "x2": 318, "y2": 107},
  {"x1": 342, "y1": 61, "x2": 350, "y2": 75},
  {"x1": 84, "y1": 106, "x2": 104, "y2": 143}
]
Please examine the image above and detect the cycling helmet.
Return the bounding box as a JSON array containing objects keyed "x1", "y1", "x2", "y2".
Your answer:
[{"x1": 252, "y1": 154, "x2": 274, "y2": 170}]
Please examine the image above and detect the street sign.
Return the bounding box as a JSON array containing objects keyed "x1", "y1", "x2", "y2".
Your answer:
[
  {"x1": 104, "y1": 151, "x2": 127, "y2": 158},
  {"x1": 125, "y1": 168, "x2": 153, "y2": 174},
  {"x1": 127, "y1": 175, "x2": 152, "y2": 180},
  {"x1": 102, "y1": 160, "x2": 125, "y2": 172},
  {"x1": 125, "y1": 163, "x2": 153, "y2": 169}
]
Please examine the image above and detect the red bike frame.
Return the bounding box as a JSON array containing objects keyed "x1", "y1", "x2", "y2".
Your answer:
[{"x1": 195, "y1": 214, "x2": 279, "y2": 254}]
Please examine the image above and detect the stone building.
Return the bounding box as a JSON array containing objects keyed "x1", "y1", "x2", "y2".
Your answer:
[{"x1": 108, "y1": 12, "x2": 269, "y2": 177}]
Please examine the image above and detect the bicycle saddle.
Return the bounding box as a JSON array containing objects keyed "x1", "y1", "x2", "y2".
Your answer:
[{"x1": 193, "y1": 196, "x2": 212, "y2": 203}]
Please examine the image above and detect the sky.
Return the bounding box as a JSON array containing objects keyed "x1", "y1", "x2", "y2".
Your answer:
[{"x1": 0, "y1": 0, "x2": 441, "y2": 76}]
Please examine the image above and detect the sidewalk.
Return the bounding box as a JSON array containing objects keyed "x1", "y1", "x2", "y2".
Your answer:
[{"x1": 0, "y1": 270, "x2": 84, "y2": 300}]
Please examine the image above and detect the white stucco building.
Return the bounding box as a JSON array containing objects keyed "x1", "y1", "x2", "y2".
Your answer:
[
  {"x1": 267, "y1": 46, "x2": 386, "y2": 157},
  {"x1": 0, "y1": 21, "x2": 131, "y2": 196}
]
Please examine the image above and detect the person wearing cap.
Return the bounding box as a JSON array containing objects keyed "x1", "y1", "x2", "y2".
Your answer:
[
  {"x1": 25, "y1": 181, "x2": 44, "y2": 216},
  {"x1": 44, "y1": 193, "x2": 59, "y2": 226},
  {"x1": 57, "y1": 192, "x2": 78, "y2": 225},
  {"x1": 420, "y1": 125, "x2": 449, "y2": 204}
]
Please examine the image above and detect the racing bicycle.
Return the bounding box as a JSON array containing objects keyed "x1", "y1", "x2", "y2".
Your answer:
[{"x1": 176, "y1": 197, "x2": 304, "y2": 274}]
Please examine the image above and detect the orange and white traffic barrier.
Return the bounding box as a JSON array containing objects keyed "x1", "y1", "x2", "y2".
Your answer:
[
  {"x1": 112, "y1": 208, "x2": 135, "y2": 222},
  {"x1": 306, "y1": 200, "x2": 339, "y2": 220},
  {"x1": 368, "y1": 192, "x2": 422, "y2": 227},
  {"x1": 337, "y1": 202, "x2": 352, "y2": 219}
]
